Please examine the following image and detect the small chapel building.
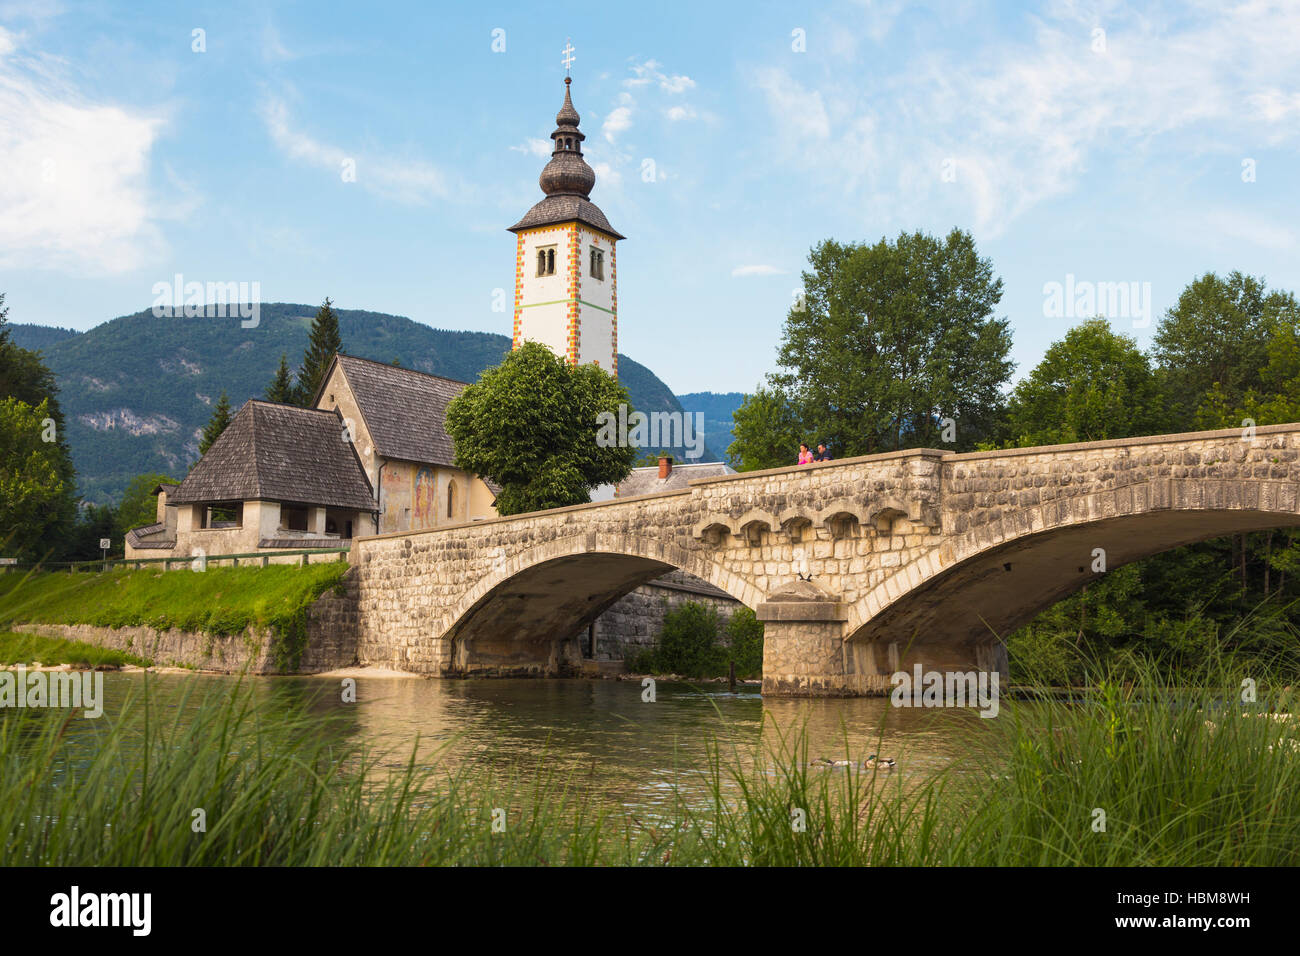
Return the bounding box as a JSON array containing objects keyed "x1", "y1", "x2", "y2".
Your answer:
[{"x1": 126, "y1": 354, "x2": 498, "y2": 561}]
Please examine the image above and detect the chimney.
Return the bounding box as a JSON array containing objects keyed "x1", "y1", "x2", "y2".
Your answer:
[{"x1": 658, "y1": 455, "x2": 673, "y2": 480}]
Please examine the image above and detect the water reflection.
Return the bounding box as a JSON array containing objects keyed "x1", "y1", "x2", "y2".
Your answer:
[{"x1": 53, "y1": 673, "x2": 1002, "y2": 813}]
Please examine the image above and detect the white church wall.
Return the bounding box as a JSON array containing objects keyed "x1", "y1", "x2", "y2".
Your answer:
[
  {"x1": 515, "y1": 224, "x2": 573, "y2": 359},
  {"x1": 575, "y1": 225, "x2": 617, "y2": 373}
]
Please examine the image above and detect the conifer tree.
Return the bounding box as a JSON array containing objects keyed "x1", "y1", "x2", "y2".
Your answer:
[
  {"x1": 198, "y1": 391, "x2": 232, "y2": 457},
  {"x1": 294, "y1": 297, "x2": 342, "y2": 405},
  {"x1": 265, "y1": 353, "x2": 295, "y2": 403}
]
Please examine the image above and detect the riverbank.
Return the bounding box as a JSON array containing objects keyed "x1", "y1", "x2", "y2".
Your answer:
[
  {"x1": 3, "y1": 662, "x2": 1296, "y2": 866},
  {"x1": 0, "y1": 564, "x2": 355, "y2": 673},
  {"x1": 0, "y1": 631, "x2": 150, "y2": 669}
]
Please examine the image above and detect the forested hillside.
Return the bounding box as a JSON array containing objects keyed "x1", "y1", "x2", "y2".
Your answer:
[
  {"x1": 16, "y1": 304, "x2": 713, "y2": 503},
  {"x1": 677, "y1": 391, "x2": 744, "y2": 464}
]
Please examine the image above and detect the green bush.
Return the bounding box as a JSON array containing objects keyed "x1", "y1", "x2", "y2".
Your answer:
[
  {"x1": 724, "y1": 607, "x2": 764, "y2": 677},
  {"x1": 629, "y1": 602, "x2": 765, "y2": 679},
  {"x1": 654, "y1": 602, "x2": 722, "y2": 677}
]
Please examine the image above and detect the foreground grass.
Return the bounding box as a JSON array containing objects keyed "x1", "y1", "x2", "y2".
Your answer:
[
  {"x1": 0, "y1": 564, "x2": 348, "y2": 638},
  {"x1": 0, "y1": 631, "x2": 150, "y2": 669},
  {"x1": 1, "y1": 660, "x2": 1297, "y2": 866}
]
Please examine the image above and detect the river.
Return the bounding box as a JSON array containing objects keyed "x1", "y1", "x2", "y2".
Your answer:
[{"x1": 58, "y1": 671, "x2": 1003, "y2": 813}]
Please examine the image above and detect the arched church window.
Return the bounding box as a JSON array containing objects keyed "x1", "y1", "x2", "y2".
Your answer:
[
  {"x1": 447, "y1": 480, "x2": 458, "y2": 519},
  {"x1": 536, "y1": 245, "x2": 557, "y2": 277}
]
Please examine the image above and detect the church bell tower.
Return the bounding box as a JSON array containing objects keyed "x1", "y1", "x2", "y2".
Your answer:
[{"x1": 509, "y1": 64, "x2": 623, "y2": 376}]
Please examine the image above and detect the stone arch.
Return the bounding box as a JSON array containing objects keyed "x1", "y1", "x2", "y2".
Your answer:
[
  {"x1": 814, "y1": 498, "x2": 867, "y2": 527},
  {"x1": 441, "y1": 532, "x2": 761, "y2": 676},
  {"x1": 692, "y1": 518, "x2": 734, "y2": 545},
  {"x1": 845, "y1": 477, "x2": 1300, "y2": 649},
  {"x1": 734, "y1": 509, "x2": 779, "y2": 546},
  {"x1": 778, "y1": 512, "x2": 814, "y2": 543},
  {"x1": 814, "y1": 499, "x2": 866, "y2": 539},
  {"x1": 867, "y1": 496, "x2": 910, "y2": 532}
]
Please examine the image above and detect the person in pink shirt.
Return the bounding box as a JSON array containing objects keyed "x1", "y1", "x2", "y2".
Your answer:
[{"x1": 797, "y1": 443, "x2": 813, "y2": 465}]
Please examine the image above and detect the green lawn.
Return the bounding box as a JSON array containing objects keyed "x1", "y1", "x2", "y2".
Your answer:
[
  {"x1": 0, "y1": 563, "x2": 349, "y2": 638},
  {"x1": 0, "y1": 630, "x2": 150, "y2": 668}
]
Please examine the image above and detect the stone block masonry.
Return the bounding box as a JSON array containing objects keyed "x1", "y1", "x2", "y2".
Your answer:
[
  {"x1": 12, "y1": 572, "x2": 361, "y2": 674},
  {"x1": 591, "y1": 570, "x2": 743, "y2": 662},
  {"x1": 348, "y1": 425, "x2": 1300, "y2": 696}
]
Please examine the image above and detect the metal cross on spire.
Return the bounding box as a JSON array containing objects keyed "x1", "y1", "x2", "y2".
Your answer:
[{"x1": 561, "y1": 39, "x2": 575, "y2": 76}]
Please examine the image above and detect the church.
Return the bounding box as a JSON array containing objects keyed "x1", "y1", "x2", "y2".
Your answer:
[{"x1": 125, "y1": 69, "x2": 735, "y2": 656}]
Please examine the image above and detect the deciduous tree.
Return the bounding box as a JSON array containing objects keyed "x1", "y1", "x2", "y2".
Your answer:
[
  {"x1": 730, "y1": 229, "x2": 1013, "y2": 469},
  {"x1": 445, "y1": 342, "x2": 636, "y2": 515},
  {"x1": 1004, "y1": 318, "x2": 1166, "y2": 446}
]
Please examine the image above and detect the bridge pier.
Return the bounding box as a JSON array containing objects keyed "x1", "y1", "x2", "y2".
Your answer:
[
  {"x1": 757, "y1": 580, "x2": 1009, "y2": 697},
  {"x1": 757, "y1": 580, "x2": 867, "y2": 697}
]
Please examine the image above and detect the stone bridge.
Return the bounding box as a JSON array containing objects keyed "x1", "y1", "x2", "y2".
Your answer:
[{"x1": 350, "y1": 424, "x2": 1300, "y2": 696}]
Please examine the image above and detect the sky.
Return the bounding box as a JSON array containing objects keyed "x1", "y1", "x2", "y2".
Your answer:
[{"x1": 1, "y1": 0, "x2": 1298, "y2": 395}]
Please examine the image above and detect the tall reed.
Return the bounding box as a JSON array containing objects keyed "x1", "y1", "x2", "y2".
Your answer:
[{"x1": 1, "y1": 658, "x2": 1296, "y2": 866}]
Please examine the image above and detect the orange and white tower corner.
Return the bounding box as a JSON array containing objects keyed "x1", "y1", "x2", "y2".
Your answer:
[{"x1": 508, "y1": 56, "x2": 623, "y2": 378}]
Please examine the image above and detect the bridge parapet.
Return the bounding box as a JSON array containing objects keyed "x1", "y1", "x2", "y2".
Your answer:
[{"x1": 349, "y1": 424, "x2": 1300, "y2": 693}]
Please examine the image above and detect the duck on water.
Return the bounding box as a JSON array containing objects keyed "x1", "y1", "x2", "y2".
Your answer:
[{"x1": 810, "y1": 754, "x2": 896, "y2": 770}]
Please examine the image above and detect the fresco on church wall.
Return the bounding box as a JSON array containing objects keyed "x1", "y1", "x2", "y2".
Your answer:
[
  {"x1": 380, "y1": 463, "x2": 410, "y2": 533},
  {"x1": 413, "y1": 467, "x2": 437, "y2": 530}
]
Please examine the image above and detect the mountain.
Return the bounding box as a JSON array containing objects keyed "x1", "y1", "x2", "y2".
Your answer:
[
  {"x1": 677, "y1": 391, "x2": 746, "y2": 464},
  {"x1": 8, "y1": 324, "x2": 79, "y2": 352},
  {"x1": 15, "y1": 303, "x2": 717, "y2": 504}
]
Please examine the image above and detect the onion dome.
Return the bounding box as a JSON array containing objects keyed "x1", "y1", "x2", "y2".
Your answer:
[
  {"x1": 539, "y1": 78, "x2": 595, "y2": 198},
  {"x1": 509, "y1": 78, "x2": 624, "y2": 239}
]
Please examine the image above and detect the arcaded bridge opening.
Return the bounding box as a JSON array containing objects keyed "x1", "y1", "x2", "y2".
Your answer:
[
  {"x1": 446, "y1": 552, "x2": 685, "y2": 677},
  {"x1": 848, "y1": 508, "x2": 1300, "y2": 655}
]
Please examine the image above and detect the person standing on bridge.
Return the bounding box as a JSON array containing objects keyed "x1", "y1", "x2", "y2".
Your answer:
[
  {"x1": 798, "y1": 443, "x2": 813, "y2": 465},
  {"x1": 814, "y1": 442, "x2": 833, "y2": 462}
]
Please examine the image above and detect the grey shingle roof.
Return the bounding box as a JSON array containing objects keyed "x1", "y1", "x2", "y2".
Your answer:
[
  {"x1": 615, "y1": 461, "x2": 734, "y2": 498},
  {"x1": 259, "y1": 537, "x2": 348, "y2": 549},
  {"x1": 170, "y1": 400, "x2": 375, "y2": 510},
  {"x1": 508, "y1": 195, "x2": 624, "y2": 240},
  {"x1": 325, "y1": 354, "x2": 471, "y2": 468},
  {"x1": 126, "y1": 523, "x2": 174, "y2": 549}
]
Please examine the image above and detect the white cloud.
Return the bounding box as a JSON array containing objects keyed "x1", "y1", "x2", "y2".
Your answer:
[
  {"x1": 0, "y1": 26, "x2": 167, "y2": 274},
  {"x1": 1248, "y1": 88, "x2": 1300, "y2": 125},
  {"x1": 1204, "y1": 209, "x2": 1297, "y2": 253},
  {"x1": 590, "y1": 160, "x2": 622, "y2": 192},
  {"x1": 752, "y1": 2, "x2": 1300, "y2": 235},
  {"x1": 666, "y1": 105, "x2": 696, "y2": 122},
  {"x1": 603, "y1": 105, "x2": 632, "y2": 143},
  {"x1": 260, "y1": 96, "x2": 451, "y2": 204},
  {"x1": 627, "y1": 58, "x2": 695, "y2": 94},
  {"x1": 261, "y1": 23, "x2": 296, "y2": 63},
  {"x1": 510, "y1": 137, "x2": 553, "y2": 158},
  {"x1": 731, "y1": 264, "x2": 786, "y2": 277},
  {"x1": 624, "y1": 58, "x2": 658, "y2": 87},
  {"x1": 753, "y1": 68, "x2": 831, "y2": 140}
]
